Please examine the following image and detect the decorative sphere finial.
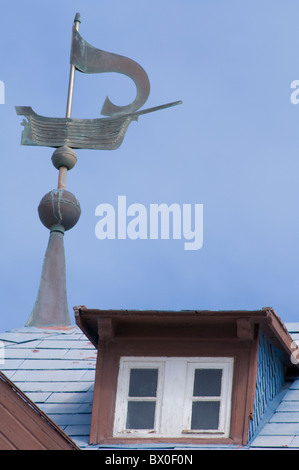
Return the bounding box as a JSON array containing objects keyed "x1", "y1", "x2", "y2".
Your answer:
[
  {"x1": 38, "y1": 189, "x2": 81, "y2": 231},
  {"x1": 51, "y1": 146, "x2": 77, "y2": 171}
]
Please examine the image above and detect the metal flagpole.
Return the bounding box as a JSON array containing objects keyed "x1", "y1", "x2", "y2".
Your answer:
[
  {"x1": 58, "y1": 13, "x2": 81, "y2": 190},
  {"x1": 66, "y1": 13, "x2": 81, "y2": 118}
]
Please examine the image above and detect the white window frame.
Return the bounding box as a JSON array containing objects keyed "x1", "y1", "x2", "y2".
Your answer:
[{"x1": 113, "y1": 357, "x2": 234, "y2": 439}]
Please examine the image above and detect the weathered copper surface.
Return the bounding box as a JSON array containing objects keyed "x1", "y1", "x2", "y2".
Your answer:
[
  {"x1": 38, "y1": 189, "x2": 81, "y2": 231},
  {"x1": 71, "y1": 26, "x2": 150, "y2": 116},
  {"x1": 26, "y1": 189, "x2": 81, "y2": 327},
  {"x1": 16, "y1": 13, "x2": 181, "y2": 328},
  {"x1": 15, "y1": 13, "x2": 181, "y2": 150},
  {"x1": 26, "y1": 229, "x2": 71, "y2": 327},
  {"x1": 15, "y1": 101, "x2": 181, "y2": 150}
]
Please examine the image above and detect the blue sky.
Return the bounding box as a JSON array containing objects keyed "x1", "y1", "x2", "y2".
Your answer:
[{"x1": 1, "y1": 1, "x2": 299, "y2": 332}]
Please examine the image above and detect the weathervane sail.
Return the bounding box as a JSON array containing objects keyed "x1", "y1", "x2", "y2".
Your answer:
[
  {"x1": 16, "y1": 13, "x2": 181, "y2": 151},
  {"x1": 70, "y1": 13, "x2": 150, "y2": 116},
  {"x1": 16, "y1": 13, "x2": 181, "y2": 327}
]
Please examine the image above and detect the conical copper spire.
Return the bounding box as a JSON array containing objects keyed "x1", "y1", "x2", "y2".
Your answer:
[
  {"x1": 26, "y1": 226, "x2": 70, "y2": 327},
  {"x1": 26, "y1": 148, "x2": 81, "y2": 327}
]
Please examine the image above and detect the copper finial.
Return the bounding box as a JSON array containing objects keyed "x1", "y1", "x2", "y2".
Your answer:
[{"x1": 16, "y1": 13, "x2": 181, "y2": 327}]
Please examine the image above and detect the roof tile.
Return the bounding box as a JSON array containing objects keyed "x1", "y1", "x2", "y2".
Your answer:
[{"x1": 250, "y1": 435, "x2": 293, "y2": 447}]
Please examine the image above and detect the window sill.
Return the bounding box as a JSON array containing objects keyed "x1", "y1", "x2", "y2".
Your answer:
[
  {"x1": 113, "y1": 431, "x2": 227, "y2": 439},
  {"x1": 181, "y1": 430, "x2": 225, "y2": 435},
  {"x1": 92, "y1": 436, "x2": 241, "y2": 446}
]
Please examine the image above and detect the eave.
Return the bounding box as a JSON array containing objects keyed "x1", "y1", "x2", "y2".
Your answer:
[{"x1": 74, "y1": 306, "x2": 299, "y2": 371}]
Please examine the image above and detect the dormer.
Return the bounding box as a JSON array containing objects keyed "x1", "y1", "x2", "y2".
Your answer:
[{"x1": 74, "y1": 307, "x2": 299, "y2": 447}]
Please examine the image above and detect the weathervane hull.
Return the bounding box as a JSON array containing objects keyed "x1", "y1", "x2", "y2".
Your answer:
[
  {"x1": 15, "y1": 101, "x2": 181, "y2": 150},
  {"x1": 15, "y1": 106, "x2": 137, "y2": 150}
]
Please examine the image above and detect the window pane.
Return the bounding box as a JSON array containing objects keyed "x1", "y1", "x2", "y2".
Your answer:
[
  {"x1": 128, "y1": 368, "x2": 158, "y2": 397},
  {"x1": 193, "y1": 369, "x2": 222, "y2": 397},
  {"x1": 126, "y1": 401, "x2": 156, "y2": 429},
  {"x1": 191, "y1": 401, "x2": 220, "y2": 430}
]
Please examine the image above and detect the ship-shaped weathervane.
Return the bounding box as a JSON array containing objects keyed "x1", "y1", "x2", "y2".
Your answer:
[{"x1": 16, "y1": 13, "x2": 182, "y2": 327}]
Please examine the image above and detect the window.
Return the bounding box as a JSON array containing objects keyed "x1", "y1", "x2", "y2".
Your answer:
[
  {"x1": 126, "y1": 368, "x2": 159, "y2": 430},
  {"x1": 113, "y1": 357, "x2": 234, "y2": 438}
]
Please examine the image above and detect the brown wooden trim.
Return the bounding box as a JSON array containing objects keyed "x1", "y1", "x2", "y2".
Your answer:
[
  {"x1": 90, "y1": 341, "x2": 120, "y2": 443},
  {"x1": 247, "y1": 329, "x2": 260, "y2": 419},
  {"x1": 262, "y1": 308, "x2": 299, "y2": 369},
  {"x1": 96, "y1": 436, "x2": 239, "y2": 445},
  {"x1": 79, "y1": 307, "x2": 297, "y2": 446},
  {"x1": 237, "y1": 318, "x2": 254, "y2": 341},
  {"x1": 74, "y1": 305, "x2": 98, "y2": 347},
  {"x1": 75, "y1": 307, "x2": 299, "y2": 369},
  {"x1": 98, "y1": 317, "x2": 114, "y2": 341},
  {"x1": 89, "y1": 336, "x2": 259, "y2": 446},
  {"x1": 0, "y1": 372, "x2": 80, "y2": 450},
  {"x1": 241, "y1": 330, "x2": 260, "y2": 444},
  {"x1": 90, "y1": 340, "x2": 105, "y2": 442}
]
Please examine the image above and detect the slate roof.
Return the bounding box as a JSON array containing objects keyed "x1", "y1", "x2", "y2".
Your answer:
[
  {"x1": 1, "y1": 322, "x2": 299, "y2": 450},
  {"x1": 249, "y1": 322, "x2": 299, "y2": 449},
  {"x1": 0, "y1": 370, "x2": 80, "y2": 450},
  {"x1": 0, "y1": 325, "x2": 97, "y2": 449}
]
